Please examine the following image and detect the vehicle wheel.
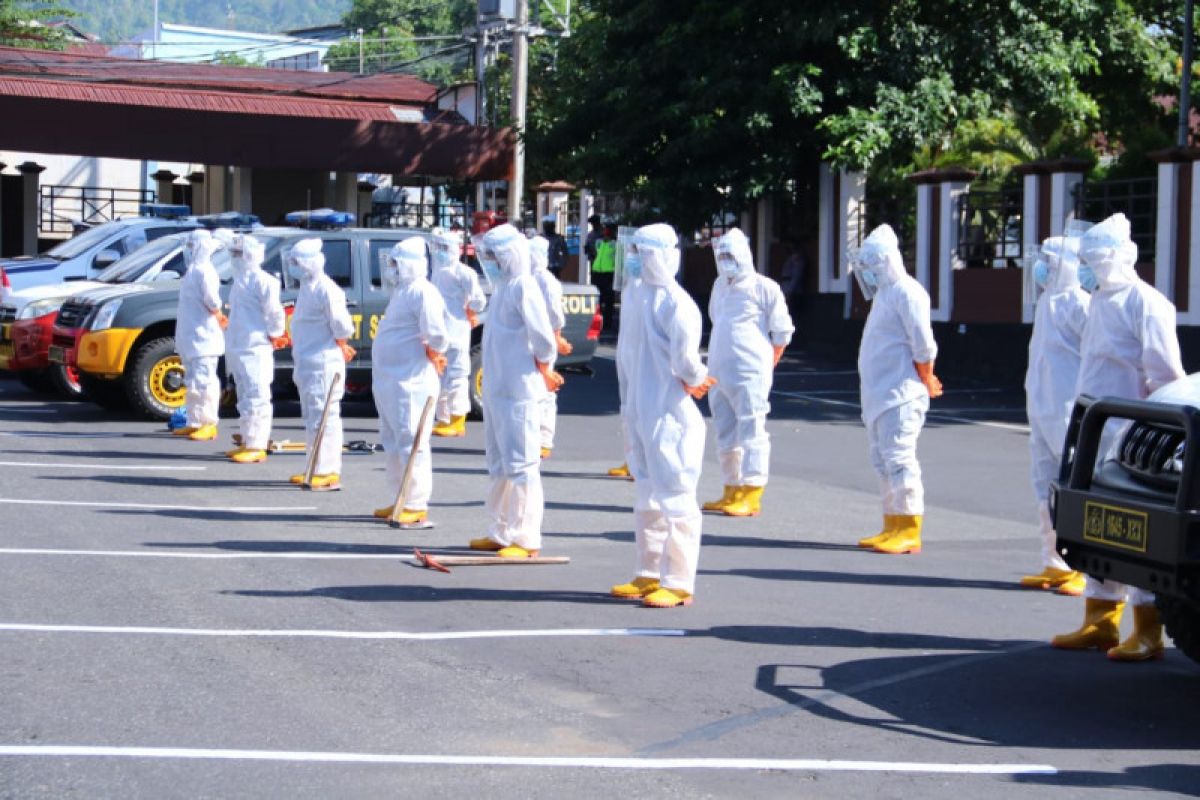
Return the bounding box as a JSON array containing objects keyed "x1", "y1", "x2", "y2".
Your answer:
[
  {"x1": 124, "y1": 336, "x2": 186, "y2": 420},
  {"x1": 1158, "y1": 596, "x2": 1200, "y2": 666},
  {"x1": 48, "y1": 364, "x2": 84, "y2": 400},
  {"x1": 79, "y1": 373, "x2": 130, "y2": 410},
  {"x1": 468, "y1": 343, "x2": 483, "y2": 420},
  {"x1": 17, "y1": 368, "x2": 55, "y2": 394}
]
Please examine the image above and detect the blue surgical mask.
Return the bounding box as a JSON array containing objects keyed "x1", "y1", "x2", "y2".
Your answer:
[
  {"x1": 717, "y1": 254, "x2": 741, "y2": 277},
  {"x1": 1078, "y1": 264, "x2": 1099, "y2": 293},
  {"x1": 287, "y1": 264, "x2": 306, "y2": 281},
  {"x1": 1033, "y1": 260, "x2": 1050, "y2": 289},
  {"x1": 482, "y1": 260, "x2": 503, "y2": 286},
  {"x1": 859, "y1": 269, "x2": 879, "y2": 288},
  {"x1": 625, "y1": 252, "x2": 642, "y2": 280}
]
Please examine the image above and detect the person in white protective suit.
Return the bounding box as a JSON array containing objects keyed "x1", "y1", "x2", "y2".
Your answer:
[
  {"x1": 610, "y1": 223, "x2": 717, "y2": 608},
  {"x1": 529, "y1": 234, "x2": 574, "y2": 458},
  {"x1": 286, "y1": 238, "x2": 357, "y2": 491},
  {"x1": 429, "y1": 228, "x2": 486, "y2": 438},
  {"x1": 607, "y1": 237, "x2": 643, "y2": 480},
  {"x1": 225, "y1": 233, "x2": 288, "y2": 464},
  {"x1": 174, "y1": 229, "x2": 228, "y2": 441},
  {"x1": 852, "y1": 224, "x2": 943, "y2": 555},
  {"x1": 371, "y1": 237, "x2": 449, "y2": 525},
  {"x1": 468, "y1": 223, "x2": 563, "y2": 559},
  {"x1": 702, "y1": 227, "x2": 794, "y2": 517},
  {"x1": 1021, "y1": 233, "x2": 1090, "y2": 593},
  {"x1": 1051, "y1": 213, "x2": 1186, "y2": 661}
]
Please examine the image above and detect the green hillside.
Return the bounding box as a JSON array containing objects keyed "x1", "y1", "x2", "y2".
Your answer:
[{"x1": 58, "y1": 0, "x2": 351, "y2": 43}]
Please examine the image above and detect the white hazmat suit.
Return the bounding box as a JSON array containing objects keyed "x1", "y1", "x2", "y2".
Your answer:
[
  {"x1": 615, "y1": 223, "x2": 712, "y2": 607},
  {"x1": 1022, "y1": 234, "x2": 1089, "y2": 590},
  {"x1": 472, "y1": 224, "x2": 559, "y2": 557},
  {"x1": 430, "y1": 229, "x2": 486, "y2": 435},
  {"x1": 1052, "y1": 213, "x2": 1186, "y2": 661},
  {"x1": 854, "y1": 224, "x2": 940, "y2": 555},
  {"x1": 530, "y1": 235, "x2": 568, "y2": 453},
  {"x1": 175, "y1": 229, "x2": 226, "y2": 436},
  {"x1": 288, "y1": 238, "x2": 356, "y2": 486},
  {"x1": 607, "y1": 239, "x2": 644, "y2": 478},
  {"x1": 372, "y1": 237, "x2": 449, "y2": 521},
  {"x1": 226, "y1": 234, "x2": 286, "y2": 460},
  {"x1": 705, "y1": 227, "x2": 794, "y2": 516}
]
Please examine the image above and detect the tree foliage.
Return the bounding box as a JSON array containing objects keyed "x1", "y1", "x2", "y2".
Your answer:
[{"x1": 1, "y1": 0, "x2": 75, "y2": 49}]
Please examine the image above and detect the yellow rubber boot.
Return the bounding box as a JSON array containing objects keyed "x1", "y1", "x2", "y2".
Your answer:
[
  {"x1": 540, "y1": 447, "x2": 552, "y2": 459},
  {"x1": 642, "y1": 587, "x2": 694, "y2": 608},
  {"x1": 230, "y1": 449, "x2": 266, "y2": 464},
  {"x1": 1051, "y1": 598, "x2": 1124, "y2": 651},
  {"x1": 873, "y1": 514, "x2": 922, "y2": 554},
  {"x1": 1056, "y1": 572, "x2": 1086, "y2": 596},
  {"x1": 724, "y1": 486, "x2": 764, "y2": 517},
  {"x1": 702, "y1": 486, "x2": 735, "y2": 512},
  {"x1": 432, "y1": 415, "x2": 466, "y2": 437},
  {"x1": 392, "y1": 508, "x2": 428, "y2": 526},
  {"x1": 497, "y1": 545, "x2": 539, "y2": 559},
  {"x1": 1020, "y1": 567, "x2": 1081, "y2": 591},
  {"x1": 858, "y1": 515, "x2": 898, "y2": 549},
  {"x1": 289, "y1": 473, "x2": 306, "y2": 485},
  {"x1": 610, "y1": 576, "x2": 660, "y2": 599},
  {"x1": 469, "y1": 537, "x2": 504, "y2": 552},
  {"x1": 308, "y1": 473, "x2": 341, "y2": 491},
  {"x1": 373, "y1": 505, "x2": 395, "y2": 519},
  {"x1": 188, "y1": 424, "x2": 218, "y2": 441},
  {"x1": 607, "y1": 463, "x2": 631, "y2": 478},
  {"x1": 172, "y1": 426, "x2": 198, "y2": 437},
  {"x1": 1107, "y1": 604, "x2": 1165, "y2": 662},
  {"x1": 225, "y1": 447, "x2": 246, "y2": 458}
]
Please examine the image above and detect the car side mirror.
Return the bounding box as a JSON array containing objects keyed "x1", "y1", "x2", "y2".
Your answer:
[{"x1": 93, "y1": 249, "x2": 121, "y2": 270}]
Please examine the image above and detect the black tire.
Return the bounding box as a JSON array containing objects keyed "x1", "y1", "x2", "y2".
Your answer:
[
  {"x1": 79, "y1": 373, "x2": 130, "y2": 411},
  {"x1": 17, "y1": 368, "x2": 55, "y2": 394},
  {"x1": 123, "y1": 336, "x2": 187, "y2": 420},
  {"x1": 1157, "y1": 596, "x2": 1200, "y2": 666},
  {"x1": 48, "y1": 363, "x2": 84, "y2": 400},
  {"x1": 468, "y1": 343, "x2": 483, "y2": 420}
]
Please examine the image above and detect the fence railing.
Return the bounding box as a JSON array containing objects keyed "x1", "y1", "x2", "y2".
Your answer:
[
  {"x1": 1073, "y1": 177, "x2": 1157, "y2": 261},
  {"x1": 853, "y1": 197, "x2": 917, "y2": 267},
  {"x1": 957, "y1": 187, "x2": 1023, "y2": 268},
  {"x1": 40, "y1": 185, "x2": 156, "y2": 235},
  {"x1": 365, "y1": 201, "x2": 469, "y2": 231}
]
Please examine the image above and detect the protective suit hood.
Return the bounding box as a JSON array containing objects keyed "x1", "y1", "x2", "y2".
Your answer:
[
  {"x1": 390, "y1": 236, "x2": 428, "y2": 286},
  {"x1": 231, "y1": 233, "x2": 265, "y2": 274},
  {"x1": 183, "y1": 229, "x2": 219, "y2": 271},
  {"x1": 430, "y1": 228, "x2": 461, "y2": 272},
  {"x1": 529, "y1": 235, "x2": 550, "y2": 273},
  {"x1": 287, "y1": 237, "x2": 325, "y2": 284},
  {"x1": 483, "y1": 223, "x2": 530, "y2": 279},
  {"x1": 1041, "y1": 234, "x2": 1082, "y2": 293},
  {"x1": 1080, "y1": 213, "x2": 1138, "y2": 290},
  {"x1": 714, "y1": 227, "x2": 754, "y2": 280},
  {"x1": 635, "y1": 223, "x2": 680, "y2": 287},
  {"x1": 860, "y1": 224, "x2": 906, "y2": 287}
]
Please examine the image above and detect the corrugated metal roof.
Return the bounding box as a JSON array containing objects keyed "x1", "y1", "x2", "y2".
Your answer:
[{"x1": 0, "y1": 44, "x2": 435, "y2": 105}]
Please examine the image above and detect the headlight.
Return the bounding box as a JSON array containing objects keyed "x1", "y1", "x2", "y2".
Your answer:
[
  {"x1": 17, "y1": 298, "x2": 65, "y2": 321},
  {"x1": 89, "y1": 299, "x2": 123, "y2": 331}
]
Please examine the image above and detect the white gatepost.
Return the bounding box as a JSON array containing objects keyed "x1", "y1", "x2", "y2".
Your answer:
[
  {"x1": 907, "y1": 168, "x2": 975, "y2": 324},
  {"x1": 817, "y1": 163, "x2": 865, "y2": 294},
  {"x1": 1015, "y1": 159, "x2": 1089, "y2": 322}
]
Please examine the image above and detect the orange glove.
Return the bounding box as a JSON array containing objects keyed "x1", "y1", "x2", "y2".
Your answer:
[
  {"x1": 914, "y1": 360, "x2": 943, "y2": 399},
  {"x1": 336, "y1": 338, "x2": 357, "y2": 363},
  {"x1": 213, "y1": 310, "x2": 229, "y2": 330},
  {"x1": 535, "y1": 359, "x2": 565, "y2": 393},
  {"x1": 772, "y1": 345, "x2": 786, "y2": 368},
  {"x1": 556, "y1": 331, "x2": 573, "y2": 356},
  {"x1": 270, "y1": 334, "x2": 291, "y2": 350},
  {"x1": 683, "y1": 375, "x2": 718, "y2": 400},
  {"x1": 466, "y1": 307, "x2": 480, "y2": 329},
  {"x1": 425, "y1": 344, "x2": 447, "y2": 375}
]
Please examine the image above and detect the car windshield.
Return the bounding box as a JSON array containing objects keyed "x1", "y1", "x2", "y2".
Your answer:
[
  {"x1": 95, "y1": 235, "x2": 184, "y2": 283},
  {"x1": 45, "y1": 223, "x2": 124, "y2": 261}
]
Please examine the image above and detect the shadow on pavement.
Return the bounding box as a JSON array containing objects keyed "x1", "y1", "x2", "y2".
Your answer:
[
  {"x1": 224, "y1": 584, "x2": 617, "y2": 605},
  {"x1": 102, "y1": 508, "x2": 362, "y2": 523},
  {"x1": 1015, "y1": 763, "x2": 1200, "y2": 794},
  {"x1": 144, "y1": 539, "x2": 414, "y2": 555},
  {"x1": 702, "y1": 567, "x2": 1024, "y2": 592}
]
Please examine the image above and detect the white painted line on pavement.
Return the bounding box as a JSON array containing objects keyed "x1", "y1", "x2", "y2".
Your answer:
[
  {"x1": 0, "y1": 745, "x2": 1057, "y2": 775},
  {"x1": 0, "y1": 548, "x2": 406, "y2": 560},
  {"x1": 0, "y1": 623, "x2": 687, "y2": 641},
  {"x1": 772, "y1": 390, "x2": 1030, "y2": 433},
  {"x1": 0, "y1": 498, "x2": 314, "y2": 513},
  {"x1": 0, "y1": 461, "x2": 206, "y2": 472}
]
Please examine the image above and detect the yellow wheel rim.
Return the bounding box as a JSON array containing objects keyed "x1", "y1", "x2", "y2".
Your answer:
[{"x1": 149, "y1": 354, "x2": 187, "y2": 406}]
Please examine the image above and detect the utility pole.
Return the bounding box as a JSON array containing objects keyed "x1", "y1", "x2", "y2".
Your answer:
[
  {"x1": 1180, "y1": 0, "x2": 1195, "y2": 147},
  {"x1": 152, "y1": 0, "x2": 159, "y2": 60},
  {"x1": 358, "y1": 28, "x2": 364, "y2": 74},
  {"x1": 475, "y1": 22, "x2": 488, "y2": 213},
  {"x1": 507, "y1": 0, "x2": 528, "y2": 224}
]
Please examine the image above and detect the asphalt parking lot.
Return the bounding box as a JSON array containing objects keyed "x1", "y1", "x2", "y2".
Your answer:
[{"x1": 0, "y1": 347, "x2": 1197, "y2": 799}]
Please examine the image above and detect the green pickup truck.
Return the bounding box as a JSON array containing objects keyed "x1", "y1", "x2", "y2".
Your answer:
[{"x1": 54, "y1": 225, "x2": 602, "y2": 419}]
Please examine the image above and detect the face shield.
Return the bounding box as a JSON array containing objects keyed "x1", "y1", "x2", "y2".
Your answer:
[
  {"x1": 1023, "y1": 251, "x2": 1049, "y2": 306},
  {"x1": 286, "y1": 238, "x2": 324, "y2": 284},
  {"x1": 230, "y1": 234, "x2": 264, "y2": 274},
  {"x1": 849, "y1": 245, "x2": 885, "y2": 301},
  {"x1": 614, "y1": 226, "x2": 637, "y2": 291},
  {"x1": 472, "y1": 233, "x2": 502, "y2": 289},
  {"x1": 430, "y1": 229, "x2": 461, "y2": 271},
  {"x1": 183, "y1": 230, "x2": 216, "y2": 269}
]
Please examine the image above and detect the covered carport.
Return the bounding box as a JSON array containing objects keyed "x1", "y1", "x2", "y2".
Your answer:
[{"x1": 0, "y1": 45, "x2": 513, "y2": 246}]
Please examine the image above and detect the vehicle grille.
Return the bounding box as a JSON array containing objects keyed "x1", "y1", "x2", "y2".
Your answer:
[
  {"x1": 1118, "y1": 422, "x2": 1185, "y2": 492},
  {"x1": 55, "y1": 300, "x2": 91, "y2": 329},
  {"x1": 0, "y1": 306, "x2": 15, "y2": 324}
]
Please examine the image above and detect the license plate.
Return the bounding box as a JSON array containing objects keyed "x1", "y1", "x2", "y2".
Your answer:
[
  {"x1": 48, "y1": 345, "x2": 66, "y2": 365},
  {"x1": 0, "y1": 342, "x2": 13, "y2": 361},
  {"x1": 1083, "y1": 501, "x2": 1149, "y2": 553}
]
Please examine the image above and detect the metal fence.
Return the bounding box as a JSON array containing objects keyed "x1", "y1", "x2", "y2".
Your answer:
[
  {"x1": 957, "y1": 187, "x2": 1023, "y2": 268},
  {"x1": 853, "y1": 196, "x2": 917, "y2": 267},
  {"x1": 1073, "y1": 177, "x2": 1157, "y2": 261},
  {"x1": 40, "y1": 185, "x2": 156, "y2": 235},
  {"x1": 365, "y1": 201, "x2": 468, "y2": 231}
]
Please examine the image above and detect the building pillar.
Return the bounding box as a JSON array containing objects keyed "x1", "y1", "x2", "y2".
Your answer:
[
  {"x1": 17, "y1": 161, "x2": 45, "y2": 256},
  {"x1": 1014, "y1": 158, "x2": 1090, "y2": 322},
  {"x1": 357, "y1": 180, "x2": 377, "y2": 227},
  {"x1": 578, "y1": 189, "x2": 593, "y2": 285},
  {"x1": 205, "y1": 165, "x2": 228, "y2": 213},
  {"x1": 907, "y1": 168, "x2": 976, "y2": 323},
  {"x1": 1150, "y1": 147, "x2": 1200, "y2": 324},
  {"x1": 817, "y1": 163, "x2": 866, "y2": 294},
  {"x1": 150, "y1": 169, "x2": 178, "y2": 206},
  {"x1": 332, "y1": 172, "x2": 358, "y2": 215},
  {"x1": 754, "y1": 196, "x2": 773, "y2": 274},
  {"x1": 232, "y1": 167, "x2": 252, "y2": 213},
  {"x1": 187, "y1": 171, "x2": 206, "y2": 215}
]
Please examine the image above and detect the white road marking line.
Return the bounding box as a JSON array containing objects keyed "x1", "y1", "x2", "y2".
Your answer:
[
  {"x1": 0, "y1": 746, "x2": 1058, "y2": 775},
  {"x1": 0, "y1": 498, "x2": 314, "y2": 512},
  {"x1": 0, "y1": 548, "x2": 408, "y2": 560},
  {"x1": 0, "y1": 461, "x2": 206, "y2": 472},
  {"x1": 772, "y1": 391, "x2": 1030, "y2": 433},
  {"x1": 0, "y1": 623, "x2": 686, "y2": 641}
]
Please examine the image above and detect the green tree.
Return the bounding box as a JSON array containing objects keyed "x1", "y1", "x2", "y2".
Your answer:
[
  {"x1": 1, "y1": 0, "x2": 75, "y2": 49},
  {"x1": 327, "y1": 0, "x2": 475, "y2": 84}
]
